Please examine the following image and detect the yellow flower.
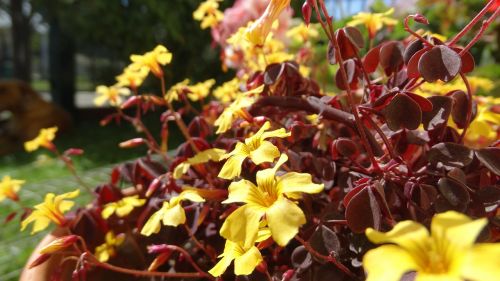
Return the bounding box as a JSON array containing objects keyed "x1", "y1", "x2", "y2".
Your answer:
[
  {"x1": 218, "y1": 121, "x2": 290, "y2": 180},
  {"x1": 347, "y1": 8, "x2": 397, "y2": 38},
  {"x1": 187, "y1": 79, "x2": 216, "y2": 102},
  {"x1": 94, "y1": 85, "x2": 131, "y2": 107},
  {"x1": 165, "y1": 79, "x2": 190, "y2": 103},
  {"x1": 0, "y1": 175, "x2": 25, "y2": 202},
  {"x1": 173, "y1": 148, "x2": 227, "y2": 179},
  {"x1": 213, "y1": 78, "x2": 241, "y2": 103},
  {"x1": 130, "y1": 45, "x2": 173, "y2": 77},
  {"x1": 464, "y1": 97, "x2": 499, "y2": 147},
  {"x1": 141, "y1": 190, "x2": 205, "y2": 236},
  {"x1": 209, "y1": 239, "x2": 263, "y2": 277},
  {"x1": 193, "y1": 0, "x2": 224, "y2": 29},
  {"x1": 214, "y1": 85, "x2": 263, "y2": 134},
  {"x1": 94, "y1": 231, "x2": 126, "y2": 262},
  {"x1": 115, "y1": 65, "x2": 149, "y2": 89},
  {"x1": 24, "y1": 127, "x2": 58, "y2": 152},
  {"x1": 363, "y1": 211, "x2": 500, "y2": 281},
  {"x1": 21, "y1": 189, "x2": 80, "y2": 234},
  {"x1": 220, "y1": 154, "x2": 324, "y2": 247},
  {"x1": 286, "y1": 22, "x2": 319, "y2": 43},
  {"x1": 246, "y1": 0, "x2": 291, "y2": 45},
  {"x1": 101, "y1": 195, "x2": 146, "y2": 219}
]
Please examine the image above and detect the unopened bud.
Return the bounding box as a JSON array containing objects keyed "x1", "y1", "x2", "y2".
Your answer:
[
  {"x1": 120, "y1": 96, "x2": 141, "y2": 109},
  {"x1": 29, "y1": 253, "x2": 51, "y2": 269},
  {"x1": 64, "y1": 148, "x2": 84, "y2": 156},
  {"x1": 412, "y1": 14, "x2": 429, "y2": 25},
  {"x1": 119, "y1": 138, "x2": 146, "y2": 148},
  {"x1": 302, "y1": 1, "x2": 312, "y2": 26},
  {"x1": 40, "y1": 235, "x2": 79, "y2": 254}
]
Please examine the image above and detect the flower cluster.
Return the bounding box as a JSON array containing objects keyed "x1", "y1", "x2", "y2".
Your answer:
[{"x1": 6, "y1": 1, "x2": 499, "y2": 281}]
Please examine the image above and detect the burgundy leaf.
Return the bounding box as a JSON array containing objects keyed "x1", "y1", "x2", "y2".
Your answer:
[{"x1": 418, "y1": 45, "x2": 462, "y2": 82}]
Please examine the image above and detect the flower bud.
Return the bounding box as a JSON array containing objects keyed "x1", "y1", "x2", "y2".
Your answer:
[
  {"x1": 39, "y1": 235, "x2": 79, "y2": 254},
  {"x1": 412, "y1": 14, "x2": 429, "y2": 25},
  {"x1": 302, "y1": 1, "x2": 312, "y2": 26},
  {"x1": 119, "y1": 138, "x2": 146, "y2": 148},
  {"x1": 29, "y1": 253, "x2": 51, "y2": 269},
  {"x1": 64, "y1": 148, "x2": 84, "y2": 156}
]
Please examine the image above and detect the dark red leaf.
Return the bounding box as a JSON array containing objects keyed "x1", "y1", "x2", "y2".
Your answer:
[
  {"x1": 4, "y1": 212, "x2": 17, "y2": 224},
  {"x1": 404, "y1": 40, "x2": 424, "y2": 65},
  {"x1": 346, "y1": 187, "x2": 382, "y2": 233},
  {"x1": 438, "y1": 177, "x2": 470, "y2": 210},
  {"x1": 309, "y1": 225, "x2": 340, "y2": 256},
  {"x1": 363, "y1": 45, "x2": 381, "y2": 73},
  {"x1": 407, "y1": 48, "x2": 427, "y2": 78},
  {"x1": 422, "y1": 96, "x2": 453, "y2": 131},
  {"x1": 449, "y1": 90, "x2": 469, "y2": 128},
  {"x1": 428, "y1": 142, "x2": 473, "y2": 167},
  {"x1": 382, "y1": 93, "x2": 422, "y2": 131},
  {"x1": 405, "y1": 92, "x2": 433, "y2": 112},
  {"x1": 418, "y1": 45, "x2": 462, "y2": 82},
  {"x1": 379, "y1": 41, "x2": 404, "y2": 75},
  {"x1": 476, "y1": 148, "x2": 500, "y2": 176},
  {"x1": 343, "y1": 26, "x2": 364, "y2": 49}
]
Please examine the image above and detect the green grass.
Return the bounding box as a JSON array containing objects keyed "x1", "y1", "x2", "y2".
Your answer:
[{"x1": 0, "y1": 112, "x2": 183, "y2": 281}]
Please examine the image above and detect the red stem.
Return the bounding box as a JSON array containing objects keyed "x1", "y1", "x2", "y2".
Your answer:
[
  {"x1": 314, "y1": 0, "x2": 380, "y2": 171},
  {"x1": 448, "y1": 0, "x2": 496, "y2": 46},
  {"x1": 295, "y1": 235, "x2": 357, "y2": 279},
  {"x1": 460, "y1": 7, "x2": 500, "y2": 55},
  {"x1": 458, "y1": 72, "x2": 473, "y2": 143}
]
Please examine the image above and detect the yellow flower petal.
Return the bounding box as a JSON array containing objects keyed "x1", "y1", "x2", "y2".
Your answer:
[
  {"x1": 234, "y1": 246, "x2": 263, "y2": 276},
  {"x1": 363, "y1": 245, "x2": 418, "y2": 281},
  {"x1": 431, "y1": 211, "x2": 488, "y2": 249},
  {"x1": 140, "y1": 209, "x2": 163, "y2": 236},
  {"x1": 218, "y1": 151, "x2": 248, "y2": 180},
  {"x1": 266, "y1": 198, "x2": 305, "y2": 246},
  {"x1": 462, "y1": 243, "x2": 500, "y2": 281},
  {"x1": 366, "y1": 220, "x2": 429, "y2": 253},
  {"x1": 249, "y1": 140, "x2": 280, "y2": 165},
  {"x1": 277, "y1": 172, "x2": 324, "y2": 195},
  {"x1": 222, "y1": 179, "x2": 255, "y2": 204},
  {"x1": 220, "y1": 204, "x2": 265, "y2": 248},
  {"x1": 209, "y1": 255, "x2": 234, "y2": 277}
]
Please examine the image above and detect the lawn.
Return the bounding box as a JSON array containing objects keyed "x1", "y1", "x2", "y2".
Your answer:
[{"x1": 0, "y1": 112, "x2": 182, "y2": 281}]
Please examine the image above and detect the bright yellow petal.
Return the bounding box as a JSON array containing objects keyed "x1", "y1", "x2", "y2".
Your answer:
[
  {"x1": 363, "y1": 245, "x2": 418, "y2": 281},
  {"x1": 162, "y1": 203, "x2": 186, "y2": 227},
  {"x1": 220, "y1": 204, "x2": 265, "y2": 248},
  {"x1": 277, "y1": 172, "x2": 324, "y2": 195},
  {"x1": 218, "y1": 151, "x2": 249, "y2": 180},
  {"x1": 209, "y1": 255, "x2": 235, "y2": 277},
  {"x1": 261, "y1": 128, "x2": 290, "y2": 140},
  {"x1": 178, "y1": 190, "x2": 205, "y2": 203},
  {"x1": 101, "y1": 204, "x2": 116, "y2": 219},
  {"x1": 140, "y1": 209, "x2": 163, "y2": 236},
  {"x1": 222, "y1": 179, "x2": 256, "y2": 204},
  {"x1": 266, "y1": 198, "x2": 305, "y2": 246},
  {"x1": 366, "y1": 220, "x2": 429, "y2": 252},
  {"x1": 431, "y1": 211, "x2": 487, "y2": 248},
  {"x1": 234, "y1": 246, "x2": 263, "y2": 276},
  {"x1": 173, "y1": 162, "x2": 191, "y2": 179},
  {"x1": 462, "y1": 243, "x2": 500, "y2": 281},
  {"x1": 115, "y1": 205, "x2": 134, "y2": 217},
  {"x1": 249, "y1": 140, "x2": 280, "y2": 165}
]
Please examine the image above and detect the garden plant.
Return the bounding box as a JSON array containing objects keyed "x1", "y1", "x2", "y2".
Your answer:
[{"x1": 2, "y1": 0, "x2": 500, "y2": 280}]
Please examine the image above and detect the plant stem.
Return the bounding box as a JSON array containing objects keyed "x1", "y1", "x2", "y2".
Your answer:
[
  {"x1": 459, "y1": 7, "x2": 500, "y2": 55},
  {"x1": 448, "y1": 0, "x2": 496, "y2": 46},
  {"x1": 160, "y1": 76, "x2": 200, "y2": 153},
  {"x1": 458, "y1": 72, "x2": 473, "y2": 143},
  {"x1": 53, "y1": 148, "x2": 93, "y2": 195},
  {"x1": 314, "y1": 0, "x2": 380, "y2": 171},
  {"x1": 295, "y1": 235, "x2": 357, "y2": 279},
  {"x1": 91, "y1": 260, "x2": 207, "y2": 279}
]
